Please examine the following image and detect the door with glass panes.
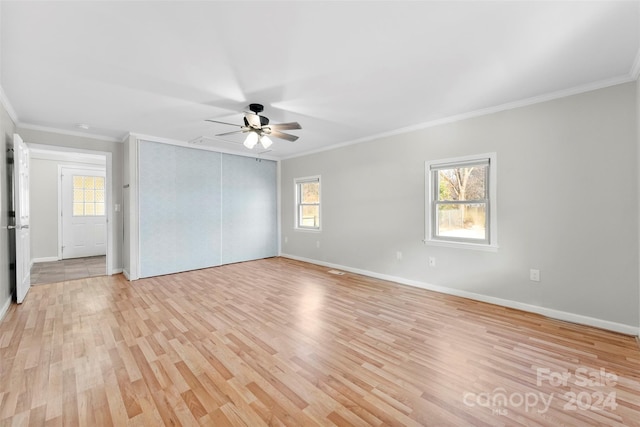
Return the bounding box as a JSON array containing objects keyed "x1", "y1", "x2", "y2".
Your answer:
[{"x1": 61, "y1": 168, "x2": 107, "y2": 259}]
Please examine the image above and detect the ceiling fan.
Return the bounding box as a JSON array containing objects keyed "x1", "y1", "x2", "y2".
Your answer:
[{"x1": 206, "y1": 103, "x2": 302, "y2": 150}]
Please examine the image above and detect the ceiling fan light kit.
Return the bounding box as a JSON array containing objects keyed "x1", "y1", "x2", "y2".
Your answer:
[
  {"x1": 206, "y1": 103, "x2": 301, "y2": 151},
  {"x1": 244, "y1": 131, "x2": 259, "y2": 149},
  {"x1": 259, "y1": 135, "x2": 273, "y2": 149}
]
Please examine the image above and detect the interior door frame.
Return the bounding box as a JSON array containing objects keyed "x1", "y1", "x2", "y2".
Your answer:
[
  {"x1": 28, "y1": 144, "x2": 113, "y2": 276},
  {"x1": 58, "y1": 165, "x2": 107, "y2": 261}
]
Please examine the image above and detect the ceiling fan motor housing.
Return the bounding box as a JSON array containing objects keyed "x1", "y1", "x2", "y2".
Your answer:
[
  {"x1": 243, "y1": 115, "x2": 270, "y2": 128},
  {"x1": 248, "y1": 103, "x2": 264, "y2": 114},
  {"x1": 245, "y1": 103, "x2": 269, "y2": 128}
]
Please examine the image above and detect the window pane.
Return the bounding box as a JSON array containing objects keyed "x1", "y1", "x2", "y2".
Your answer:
[
  {"x1": 73, "y1": 176, "x2": 83, "y2": 188},
  {"x1": 437, "y1": 165, "x2": 486, "y2": 201},
  {"x1": 301, "y1": 182, "x2": 319, "y2": 203},
  {"x1": 71, "y1": 174, "x2": 105, "y2": 217},
  {"x1": 84, "y1": 176, "x2": 95, "y2": 189},
  {"x1": 300, "y1": 205, "x2": 319, "y2": 227},
  {"x1": 436, "y1": 203, "x2": 486, "y2": 240},
  {"x1": 95, "y1": 177, "x2": 105, "y2": 190},
  {"x1": 73, "y1": 203, "x2": 84, "y2": 216}
]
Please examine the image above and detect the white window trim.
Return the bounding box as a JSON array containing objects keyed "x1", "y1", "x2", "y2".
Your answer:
[
  {"x1": 424, "y1": 153, "x2": 498, "y2": 251},
  {"x1": 294, "y1": 175, "x2": 321, "y2": 232}
]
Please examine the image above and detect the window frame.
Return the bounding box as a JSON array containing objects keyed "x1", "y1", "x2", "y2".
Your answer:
[
  {"x1": 294, "y1": 175, "x2": 321, "y2": 231},
  {"x1": 425, "y1": 153, "x2": 497, "y2": 251}
]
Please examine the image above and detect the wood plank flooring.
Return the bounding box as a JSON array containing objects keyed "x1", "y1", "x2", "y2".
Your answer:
[
  {"x1": 30, "y1": 256, "x2": 106, "y2": 286},
  {"x1": 1, "y1": 257, "x2": 639, "y2": 426}
]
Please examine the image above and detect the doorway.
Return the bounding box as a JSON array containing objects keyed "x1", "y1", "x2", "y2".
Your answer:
[{"x1": 28, "y1": 145, "x2": 113, "y2": 285}]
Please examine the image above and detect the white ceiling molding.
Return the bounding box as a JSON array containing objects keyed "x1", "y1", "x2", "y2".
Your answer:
[
  {"x1": 632, "y1": 1, "x2": 640, "y2": 80},
  {"x1": 17, "y1": 122, "x2": 124, "y2": 143},
  {"x1": 0, "y1": 85, "x2": 18, "y2": 124},
  {"x1": 283, "y1": 74, "x2": 635, "y2": 161},
  {"x1": 631, "y1": 49, "x2": 640, "y2": 80}
]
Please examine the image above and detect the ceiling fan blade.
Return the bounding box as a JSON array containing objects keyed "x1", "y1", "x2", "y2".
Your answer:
[
  {"x1": 267, "y1": 122, "x2": 301, "y2": 131},
  {"x1": 205, "y1": 119, "x2": 242, "y2": 127},
  {"x1": 215, "y1": 130, "x2": 245, "y2": 137},
  {"x1": 270, "y1": 130, "x2": 299, "y2": 142}
]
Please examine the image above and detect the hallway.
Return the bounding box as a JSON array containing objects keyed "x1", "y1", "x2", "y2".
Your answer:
[{"x1": 30, "y1": 256, "x2": 106, "y2": 285}]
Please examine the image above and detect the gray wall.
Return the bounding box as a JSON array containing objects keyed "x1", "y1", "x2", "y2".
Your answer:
[
  {"x1": 281, "y1": 81, "x2": 639, "y2": 329},
  {"x1": 0, "y1": 98, "x2": 16, "y2": 318},
  {"x1": 16, "y1": 128, "x2": 124, "y2": 272},
  {"x1": 30, "y1": 157, "x2": 105, "y2": 260}
]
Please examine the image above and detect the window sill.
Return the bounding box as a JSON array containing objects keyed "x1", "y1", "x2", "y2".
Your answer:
[
  {"x1": 294, "y1": 227, "x2": 322, "y2": 233},
  {"x1": 423, "y1": 239, "x2": 498, "y2": 252}
]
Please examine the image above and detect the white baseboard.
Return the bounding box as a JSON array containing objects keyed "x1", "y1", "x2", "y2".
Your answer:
[
  {"x1": 32, "y1": 257, "x2": 59, "y2": 264},
  {"x1": 0, "y1": 295, "x2": 12, "y2": 322},
  {"x1": 280, "y1": 253, "x2": 639, "y2": 337},
  {"x1": 111, "y1": 268, "x2": 123, "y2": 275},
  {"x1": 122, "y1": 269, "x2": 130, "y2": 280}
]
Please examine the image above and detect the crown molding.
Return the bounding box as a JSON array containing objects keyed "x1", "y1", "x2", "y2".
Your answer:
[
  {"x1": 17, "y1": 122, "x2": 123, "y2": 143},
  {"x1": 0, "y1": 85, "x2": 18, "y2": 124},
  {"x1": 632, "y1": 2, "x2": 640, "y2": 80},
  {"x1": 630, "y1": 48, "x2": 640, "y2": 80},
  {"x1": 283, "y1": 74, "x2": 635, "y2": 160}
]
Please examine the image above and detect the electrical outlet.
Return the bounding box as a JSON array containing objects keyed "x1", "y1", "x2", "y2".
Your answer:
[
  {"x1": 284, "y1": 236, "x2": 288, "y2": 244},
  {"x1": 530, "y1": 269, "x2": 540, "y2": 282},
  {"x1": 316, "y1": 241, "x2": 320, "y2": 248},
  {"x1": 428, "y1": 257, "x2": 436, "y2": 267},
  {"x1": 396, "y1": 251, "x2": 402, "y2": 260}
]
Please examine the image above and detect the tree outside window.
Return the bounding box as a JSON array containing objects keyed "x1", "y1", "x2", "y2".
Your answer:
[
  {"x1": 436, "y1": 165, "x2": 487, "y2": 241},
  {"x1": 426, "y1": 154, "x2": 497, "y2": 249},
  {"x1": 295, "y1": 177, "x2": 320, "y2": 230}
]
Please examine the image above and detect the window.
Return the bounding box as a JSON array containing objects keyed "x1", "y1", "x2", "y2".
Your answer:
[
  {"x1": 295, "y1": 176, "x2": 320, "y2": 230},
  {"x1": 73, "y1": 175, "x2": 105, "y2": 216},
  {"x1": 426, "y1": 153, "x2": 497, "y2": 250}
]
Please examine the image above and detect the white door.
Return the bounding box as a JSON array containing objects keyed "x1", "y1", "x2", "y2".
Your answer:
[
  {"x1": 61, "y1": 168, "x2": 107, "y2": 259},
  {"x1": 13, "y1": 134, "x2": 31, "y2": 303}
]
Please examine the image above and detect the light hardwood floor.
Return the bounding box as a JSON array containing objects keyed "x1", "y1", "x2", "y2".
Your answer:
[{"x1": 1, "y1": 257, "x2": 639, "y2": 426}]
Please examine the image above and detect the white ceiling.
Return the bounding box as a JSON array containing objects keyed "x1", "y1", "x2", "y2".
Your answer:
[{"x1": 1, "y1": 1, "x2": 639, "y2": 159}]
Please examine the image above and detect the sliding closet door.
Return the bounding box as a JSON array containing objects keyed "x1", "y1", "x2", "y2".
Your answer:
[
  {"x1": 139, "y1": 141, "x2": 222, "y2": 277},
  {"x1": 138, "y1": 141, "x2": 277, "y2": 278},
  {"x1": 221, "y1": 155, "x2": 277, "y2": 264}
]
